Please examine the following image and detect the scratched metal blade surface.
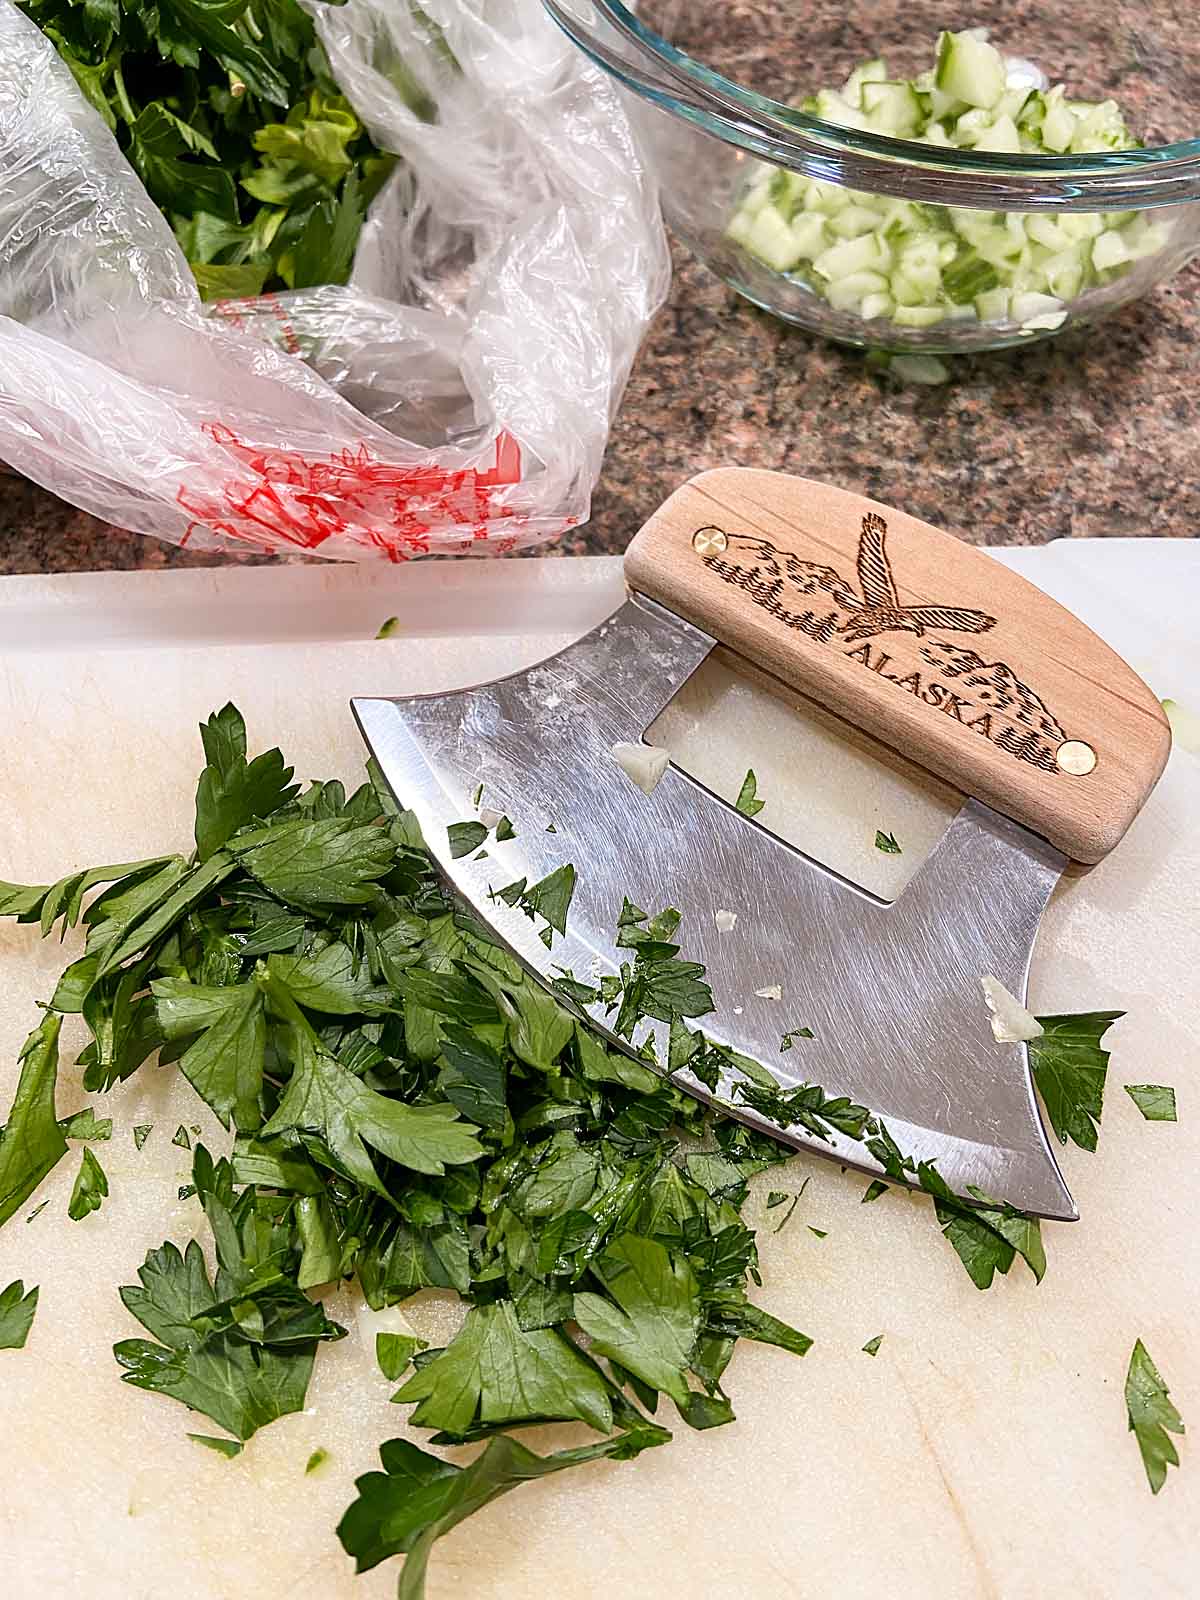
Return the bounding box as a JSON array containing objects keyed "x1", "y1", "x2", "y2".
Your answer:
[{"x1": 354, "y1": 592, "x2": 1075, "y2": 1220}]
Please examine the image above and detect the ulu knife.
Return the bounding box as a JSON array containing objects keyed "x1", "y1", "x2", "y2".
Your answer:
[{"x1": 354, "y1": 470, "x2": 1170, "y2": 1218}]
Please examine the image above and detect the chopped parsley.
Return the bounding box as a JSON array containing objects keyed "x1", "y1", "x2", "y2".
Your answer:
[
  {"x1": 447, "y1": 822, "x2": 488, "y2": 860},
  {"x1": 862, "y1": 1334, "x2": 884, "y2": 1357},
  {"x1": 1125, "y1": 1340, "x2": 1184, "y2": 1493},
  {"x1": 306, "y1": 1448, "x2": 330, "y2": 1475},
  {"x1": 874, "y1": 830, "x2": 902, "y2": 854},
  {"x1": 1124, "y1": 1084, "x2": 1177, "y2": 1122},
  {"x1": 0, "y1": 699, "x2": 1146, "y2": 1594},
  {"x1": 67, "y1": 1148, "x2": 109, "y2": 1222},
  {"x1": 59, "y1": 1107, "x2": 112, "y2": 1142},
  {"x1": 862, "y1": 1180, "x2": 889, "y2": 1204},
  {"x1": 133, "y1": 1124, "x2": 153, "y2": 1151},
  {"x1": 780, "y1": 1027, "x2": 814, "y2": 1051},
  {"x1": 1028, "y1": 1011, "x2": 1123, "y2": 1151},
  {"x1": 0, "y1": 1279, "x2": 38, "y2": 1350},
  {"x1": 735, "y1": 769, "x2": 765, "y2": 817}
]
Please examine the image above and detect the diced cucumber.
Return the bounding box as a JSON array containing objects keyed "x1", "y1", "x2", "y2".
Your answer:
[
  {"x1": 1071, "y1": 100, "x2": 1129, "y2": 151},
  {"x1": 974, "y1": 114, "x2": 1022, "y2": 153},
  {"x1": 812, "y1": 233, "x2": 888, "y2": 279},
  {"x1": 928, "y1": 86, "x2": 963, "y2": 121},
  {"x1": 826, "y1": 271, "x2": 889, "y2": 310},
  {"x1": 892, "y1": 304, "x2": 948, "y2": 327},
  {"x1": 790, "y1": 213, "x2": 829, "y2": 259},
  {"x1": 829, "y1": 204, "x2": 885, "y2": 239},
  {"x1": 935, "y1": 30, "x2": 1006, "y2": 110},
  {"x1": 861, "y1": 80, "x2": 923, "y2": 135},
  {"x1": 725, "y1": 209, "x2": 755, "y2": 247},
  {"x1": 724, "y1": 39, "x2": 1153, "y2": 341},
  {"x1": 813, "y1": 89, "x2": 870, "y2": 130},
  {"x1": 975, "y1": 286, "x2": 1012, "y2": 321},
  {"x1": 804, "y1": 179, "x2": 850, "y2": 214},
  {"x1": 1026, "y1": 214, "x2": 1069, "y2": 250},
  {"x1": 943, "y1": 248, "x2": 999, "y2": 304},
  {"x1": 994, "y1": 87, "x2": 1033, "y2": 122},
  {"x1": 953, "y1": 107, "x2": 994, "y2": 143},
  {"x1": 745, "y1": 205, "x2": 803, "y2": 272},
  {"x1": 1042, "y1": 250, "x2": 1085, "y2": 299},
  {"x1": 1012, "y1": 291, "x2": 1065, "y2": 323},
  {"x1": 1040, "y1": 93, "x2": 1077, "y2": 152},
  {"x1": 842, "y1": 58, "x2": 887, "y2": 109},
  {"x1": 1057, "y1": 212, "x2": 1105, "y2": 242}
]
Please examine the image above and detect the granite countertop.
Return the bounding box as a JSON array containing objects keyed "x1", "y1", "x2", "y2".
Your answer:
[{"x1": 2, "y1": 236, "x2": 1198, "y2": 575}]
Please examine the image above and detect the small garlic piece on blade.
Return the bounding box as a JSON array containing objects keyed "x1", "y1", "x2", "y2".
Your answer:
[
  {"x1": 980, "y1": 974, "x2": 1043, "y2": 1043},
  {"x1": 611, "y1": 740, "x2": 671, "y2": 795}
]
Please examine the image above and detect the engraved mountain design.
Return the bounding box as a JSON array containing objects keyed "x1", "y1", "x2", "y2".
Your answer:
[{"x1": 696, "y1": 515, "x2": 1070, "y2": 773}]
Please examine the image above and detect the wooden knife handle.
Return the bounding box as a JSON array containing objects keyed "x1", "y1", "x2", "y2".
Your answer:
[{"x1": 624, "y1": 469, "x2": 1169, "y2": 863}]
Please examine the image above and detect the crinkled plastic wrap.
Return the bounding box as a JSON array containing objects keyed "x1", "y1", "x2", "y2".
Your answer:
[{"x1": 0, "y1": 0, "x2": 669, "y2": 560}]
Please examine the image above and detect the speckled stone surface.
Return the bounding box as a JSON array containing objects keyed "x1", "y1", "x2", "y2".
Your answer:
[{"x1": 2, "y1": 235, "x2": 1198, "y2": 575}]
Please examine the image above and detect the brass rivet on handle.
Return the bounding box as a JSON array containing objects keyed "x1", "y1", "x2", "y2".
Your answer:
[
  {"x1": 692, "y1": 526, "x2": 728, "y2": 556},
  {"x1": 1056, "y1": 740, "x2": 1097, "y2": 776}
]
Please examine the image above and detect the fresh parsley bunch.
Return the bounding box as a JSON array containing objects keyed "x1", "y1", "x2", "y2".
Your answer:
[{"x1": 18, "y1": 0, "x2": 405, "y2": 298}]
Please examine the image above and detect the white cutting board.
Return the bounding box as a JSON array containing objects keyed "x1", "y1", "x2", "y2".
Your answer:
[{"x1": 0, "y1": 546, "x2": 1197, "y2": 1600}]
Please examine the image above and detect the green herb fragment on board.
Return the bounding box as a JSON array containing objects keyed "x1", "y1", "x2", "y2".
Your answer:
[
  {"x1": 0, "y1": 1280, "x2": 39, "y2": 1350},
  {"x1": 1125, "y1": 1339, "x2": 1185, "y2": 1493},
  {"x1": 874, "y1": 830, "x2": 902, "y2": 854},
  {"x1": 735, "y1": 770, "x2": 765, "y2": 817},
  {"x1": 1124, "y1": 1084, "x2": 1177, "y2": 1122},
  {"x1": 67, "y1": 1148, "x2": 109, "y2": 1221}
]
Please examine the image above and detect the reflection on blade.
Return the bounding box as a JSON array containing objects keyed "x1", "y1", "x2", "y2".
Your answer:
[{"x1": 354, "y1": 593, "x2": 1075, "y2": 1220}]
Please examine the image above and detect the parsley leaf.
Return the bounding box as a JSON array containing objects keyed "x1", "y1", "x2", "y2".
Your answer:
[
  {"x1": 515, "y1": 864, "x2": 577, "y2": 939},
  {"x1": 0, "y1": 1015, "x2": 68, "y2": 1231},
  {"x1": 153, "y1": 978, "x2": 266, "y2": 1131},
  {"x1": 918, "y1": 1164, "x2": 1046, "y2": 1289},
  {"x1": 874, "y1": 830, "x2": 902, "y2": 854},
  {"x1": 194, "y1": 704, "x2": 299, "y2": 860},
  {"x1": 377, "y1": 1333, "x2": 425, "y2": 1383},
  {"x1": 338, "y1": 1430, "x2": 671, "y2": 1595},
  {"x1": 1124, "y1": 1084, "x2": 1177, "y2": 1122},
  {"x1": 573, "y1": 1235, "x2": 700, "y2": 1413},
  {"x1": 59, "y1": 1106, "x2": 112, "y2": 1142},
  {"x1": 261, "y1": 1001, "x2": 483, "y2": 1193},
  {"x1": 393, "y1": 1300, "x2": 613, "y2": 1436},
  {"x1": 133, "y1": 1124, "x2": 153, "y2": 1151},
  {"x1": 862, "y1": 1334, "x2": 884, "y2": 1356},
  {"x1": 447, "y1": 822, "x2": 488, "y2": 860},
  {"x1": 231, "y1": 818, "x2": 396, "y2": 912},
  {"x1": 1126, "y1": 1340, "x2": 1185, "y2": 1493},
  {"x1": 735, "y1": 769, "x2": 765, "y2": 817},
  {"x1": 67, "y1": 1147, "x2": 109, "y2": 1221},
  {"x1": 189, "y1": 1433, "x2": 244, "y2": 1459},
  {"x1": 1029, "y1": 1011, "x2": 1124, "y2": 1151},
  {"x1": 0, "y1": 1280, "x2": 39, "y2": 1350}
]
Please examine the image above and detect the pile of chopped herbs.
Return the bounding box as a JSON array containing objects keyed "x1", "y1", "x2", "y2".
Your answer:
[
  {"x1": 0, "y1": 705, "x2": 1177, "y2": 1594},
  {"x1": 18, "y1": 0, "x2": 412, "y2": 299}
]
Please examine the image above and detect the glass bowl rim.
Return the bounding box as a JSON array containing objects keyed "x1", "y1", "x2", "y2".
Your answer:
[{"x1": 545, "y1": 0, "x2": 1200, "y2": 206}]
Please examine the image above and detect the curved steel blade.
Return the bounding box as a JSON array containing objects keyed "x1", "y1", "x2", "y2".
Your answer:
[{"x1": 354, "y1": 594, "x2": 1074, "y2": 1220}]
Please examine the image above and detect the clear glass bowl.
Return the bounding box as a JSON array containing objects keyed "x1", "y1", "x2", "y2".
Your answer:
[{"x1": 543, "y1": 0, "x2": 1200, "y2": 352}]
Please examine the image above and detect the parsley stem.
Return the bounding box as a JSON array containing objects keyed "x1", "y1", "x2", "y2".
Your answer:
[{"x1": 111, "y1": 61, "x2": 137, "y2": 127}]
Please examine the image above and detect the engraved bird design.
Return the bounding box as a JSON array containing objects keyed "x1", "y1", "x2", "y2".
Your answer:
[{"x1": 838, "y1": 512, "x2": 997, "y2": 643}]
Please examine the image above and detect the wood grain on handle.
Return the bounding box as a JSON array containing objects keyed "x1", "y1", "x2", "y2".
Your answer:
[{"x1": 624, "y1": 470, "x2": 1170, "y2": 863}]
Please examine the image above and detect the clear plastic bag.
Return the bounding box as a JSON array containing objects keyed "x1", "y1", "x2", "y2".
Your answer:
[{"x1": 0, "y1": 0, "x2": 669, "y2": 560}]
